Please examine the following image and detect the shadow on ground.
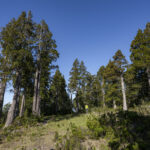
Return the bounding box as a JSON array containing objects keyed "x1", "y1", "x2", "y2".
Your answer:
[{"x1": 99, "y1": 110, "x2": 150, "y2": 150}]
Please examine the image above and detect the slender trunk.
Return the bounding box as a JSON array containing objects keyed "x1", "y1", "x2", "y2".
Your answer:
[
  {"x1": 15, "y1": 88, "x2": 20, "y2": 117},
  {"x1": 121, "y1": 75, "x2": 127, "y2": 111},
  {"x1": 75, "y1": 89, "x2": 79, "y2": 112},
  {"x1": 101, "y1": 80, "x2": 105, "y2": 107},
  {"x1": 0, "y1": 78, "x2": 6, "y2": 117},
  {"x1": 76, "y1": 98, "x2": 79, "y2": 112},
  {"x1": 19, "y1": 92, "x2": 25, "y2": 117},
  {"x1": 55, "y1": 90, "x2": 59, "y2": 114},
  {"x1": 33, "y1": 25, "x2": 42, "y2": 116},
  {"x1": 32, "y1": 69, "x2": 39, "y2": 115},
  {"x1": 71, "y1": 94, "x2": 72, "y2": 101},
  {"x1": 113, "y1": 100, "x2": 117, "y2": 109},
  {"x1": 70, "y1": 93, "x2": 73, "y2": 112},
  {"x1": 146, "y1": 67, "x2": 150, "y2": 87},
  {"x1": 55, "y1": 98, "x2": 58, "y2": 114},
  {"x1": 33, "y1": 24, "x2": 42, "y2": 116},
  {"x1": 4, "y1": 71, "x2": 21, "y2": 128},
  {"x1": 35, "y1": 69, "x2": 41, "y2": 116}
]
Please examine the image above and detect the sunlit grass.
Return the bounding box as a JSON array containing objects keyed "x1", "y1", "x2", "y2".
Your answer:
[{"x1": 0, "y1": 104, "x2": 149, "y2": 149}]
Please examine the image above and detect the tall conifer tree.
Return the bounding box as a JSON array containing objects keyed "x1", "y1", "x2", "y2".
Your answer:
[
  {"x1": 104, "y1": 60, "x2": 121, "y2": 109},
  {"x1": 32, "y1": 20, "x2": 59, "y2": 116},
  {"x1": 50, "y1": 70, "x2": 72, "y2": 114},
  {"x1": 0, "y1": 12, "x2": 34, "y2": 127},
  {"x1": 97, "y1": 66, "x2": 106, "y2": 107},
  {"x1": 130, "y1": 24, "x2": 150, "y2": 101},
  {"x1": 68, "y1": 58, "x2": 80, "y2": 111},
  {"x1": 113, "y1": 50, "x2": 128, "y2": 110}
]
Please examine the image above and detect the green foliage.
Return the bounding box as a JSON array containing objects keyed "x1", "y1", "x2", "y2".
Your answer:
[
  {"x1": 2, "y1": 103, "x2": 11, "y2": 119},
  {"x1": 125, "y1": 65, "x2": 148, "y2": 106},
  {"x1": 84, "y1": 73, "x2": 102, "y2": 108},
  {"x1": 97, "y1": 65, "x2": 106, "y2": 107},
  {"x1": 87, "y1": 111, "x2": 150, "y2": 150},
  {"x1": 56, "y1": 123, "x2": 87, "y2": 150},
  {"x1": 87, "y1": 115, "x2": 104, "y2": 138},
  {"x1": 68, "y1": 58, "x2": 80, "y2": 94},
  {"x1": 48, "y1": 70, "x2": 72, "y2": 115},
  {"x1": 36, "y1": 20, "x2": 59, "y2": 104},
  {"x1": 0, "y1": 11, "x2": 59, "y2": 120},
  {"x1": 104, "y1": 60, "x2": 121, "y2": 108},
  {"x1": 54, "y1": 131, "x2": 60, "y2": 142},
  {"x1": 0, "y1": 12, "x2": 150, "y2": 150},
  {"x1": 69, "y1": 122, "x2": 86, "y2": 140},
  {"x1": 13, "y1": 115, "x2": 45, "y2": 128},
  {"x1": 129, "y1": 23, "x2": 150, "y2": 105},
  {"x1": 113, "y1": 50, "x2": 128, "y2": 75}
]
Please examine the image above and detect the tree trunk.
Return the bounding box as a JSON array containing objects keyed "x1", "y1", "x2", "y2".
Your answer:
[
  {"x1": 15, "y1": 88, "x2": 20, "y2": 117},
  {"x1": 4, "y1": 71, "x2": 21, "y2": 128},
  {"x1": 35, "y1": 69, "x2": 41, "y2": 116},
  {"x1": 113, "y1": 100, "x2": 117, "y2": 109},
  {"x1": 32, "y1": 69, "x2": 39, "y2": 115},
  {"x1": 121, "y1": 74, "x2": 127, "y2": 111},
  {"x1": 101, "y1": 80, "x2": 105, "y2": 107},
  {"x1": 33, "y1": 25, "x2": 42, "y2": 116},
  {"x1": 0, "y1": 78, "x2": 6, "y2": 117},
  {"x1": 76, "y1": 98, "x2": 79, "y2": 112},
  {"x1": 146, "y1": 67, "x2": 150, "y2": 87},
  {"x1": 71, "y1": 93, "x2": 72, "y2": 101},
  {"x1": 19, "y1": 92, "x2": 25, "y2": 117}
]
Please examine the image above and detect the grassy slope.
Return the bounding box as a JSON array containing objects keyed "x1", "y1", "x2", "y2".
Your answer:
[
  {"x1": 0, "y1": 114, "x2": 89, "y2": 150},
  {"x1": 0, "y1": 105, "x2": 149, "y2": 150}
]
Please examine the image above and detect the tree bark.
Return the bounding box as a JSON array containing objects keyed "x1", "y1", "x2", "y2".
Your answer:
[
  {"x1": 146, "y1": 67, "x2": 150, "y2": 87},
  {"x1": 76, "y1": 98, "x2": 79, "y2": 112},
  {"x1": 19, "y1": 92, "x2": 25, "y2": 117},
  {"x1": 121, "y1": 74, "x2": 127, "y2": 111},
  {"x1": 4, "y1": 71, "x2": 21, "y2": 128},
  {"x1": 71, "y1": 93, "x2": 72, "y2": 101},
  {"x1": 32, "y1": 25, "x2": 42, "y2": 116},
  {"x1": 15, "y1": 88, "x2": 20, "y2": 117},
  {"x1": 32, "y1": 53, "x2": 41, "y2": 116},
  {"x1": 35, "y1": 69, "x2": 41, "y2": 116},
  {"x1": 32, "y1": 69, "x2": 39, "y2": 115},
  {"x1": 101, "y1": 80, "x2": 105, "y2": 107},
  {"x1": 0, "y1": 77, "x2": 6, "y2": 117},
  {"x1": 113, "y1": 100, "x2": 117, "y2": 109}
]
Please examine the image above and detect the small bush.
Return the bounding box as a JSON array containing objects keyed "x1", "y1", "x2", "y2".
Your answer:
[
  {"x1": 87, "y1": 115, "x2": 105, "y2": 138},
  {"x1": 54, "y1": 131, "x2": 60, "y2": 142},
  {"x1": 56, "y1": 123, "x2": 87, "y2": 150}
]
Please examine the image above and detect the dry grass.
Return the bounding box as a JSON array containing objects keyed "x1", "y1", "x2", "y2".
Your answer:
[
  {"x1": 0, "y1": 107, "x2": 128, "y2": 150},
  {"x1": 0, "y1": 113, "x2": 89, "y2": 150},
  {"x1": 82, "y1": 138, "x2": 110, "y2": 150}
]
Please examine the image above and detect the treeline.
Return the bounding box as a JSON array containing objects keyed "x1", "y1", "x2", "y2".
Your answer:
[
  {"x1": 0, "y1": 11, "x2": 149, "y2": 128},
  {"x1": 68, "y1": 24, "x2": 150, "y2": 112}
]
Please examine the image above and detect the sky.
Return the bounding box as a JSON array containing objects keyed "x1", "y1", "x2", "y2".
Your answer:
[{"x1": 1, "y1": 0, "x2": 150, "y2": 104}]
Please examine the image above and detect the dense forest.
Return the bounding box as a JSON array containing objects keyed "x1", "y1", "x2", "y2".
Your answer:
[{"x1": 0, "y1": 11, "x2": 150, "y2": 150}]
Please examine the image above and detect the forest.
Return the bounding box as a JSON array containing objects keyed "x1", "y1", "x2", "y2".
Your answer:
[{"x1": 0, "y1": 11, "x2": 149, "y2": 150}]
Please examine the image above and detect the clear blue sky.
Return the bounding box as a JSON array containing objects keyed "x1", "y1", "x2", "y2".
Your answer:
[{"x1": 1, "y1": 0, "x2": 150, "y2": 104}]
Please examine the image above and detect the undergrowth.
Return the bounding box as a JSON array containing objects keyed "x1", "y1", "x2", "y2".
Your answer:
[{"x1": 87, "y1": 110, "x2": 150, "y2": 150}]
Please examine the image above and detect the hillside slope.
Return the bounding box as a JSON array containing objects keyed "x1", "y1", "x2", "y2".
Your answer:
[
  {"x1": 0, "y1": 105, "x2": 150, "y2": 150},
  {"x1": 0, "y1": 114, "x2": 90, "y2": 150}
]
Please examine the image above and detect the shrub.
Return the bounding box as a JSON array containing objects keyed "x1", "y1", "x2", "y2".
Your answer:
[
  {"x1": 56, "y1": 123, "x2": 86, "y2": 150},
  {"x1": 86, "y1": 111, "x2": 150, "y2": 150},
  {"x1": 87, "y1": 115, "x2": 105, "y2": 138}
]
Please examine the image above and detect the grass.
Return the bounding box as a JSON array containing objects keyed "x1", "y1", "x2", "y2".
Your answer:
[
  {"x1": 0, "y1": 104, "x2": 149, "y2": 150},
  {"x1": 0, "y1": 113, "x2": 89, "y2": 150}
]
